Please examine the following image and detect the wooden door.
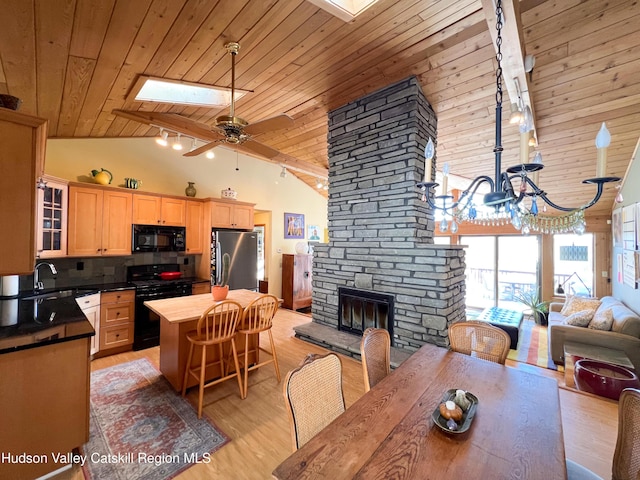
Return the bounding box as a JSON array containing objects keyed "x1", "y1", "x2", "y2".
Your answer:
[
  {"x1": 294, "y1": 254, "x2": 313, "y2": 308},
  {"x1": 132, "y1": 193, "x2": 161, "y2": 225},
  {"x1": 233, "y1": 204, "x2": 255, "y2": 229},
  {"x1": 211, "y1": 201, "x2": 234, "y2": 228},
  {"x1": 67, "y1": 186, "x2": 103, "y2": 256},
  {"x1": 161, "y1": 197, "x2": 186, "y2": 226},
  {"x1": 0, "y1": 109, "x2": 46, "y2": 274},
  {"x1": 102, "y1": 191, "x2": 132, "y2": 255},
  {"x1": 185, "y1": 200, "x2": 204, "y2": 253}
]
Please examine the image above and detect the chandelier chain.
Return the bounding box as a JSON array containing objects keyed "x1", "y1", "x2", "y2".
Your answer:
[{"x1": 495, "y1": 0, "x2": 503, "y2": 107}]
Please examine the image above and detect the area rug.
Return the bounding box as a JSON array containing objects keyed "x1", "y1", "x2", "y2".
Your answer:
[
  {"x1": 508, "y1": 318, "x2": 563, "y2": 372},
  {"x1": 82, "y1": 358, "x2": 229, "y2": 480}
]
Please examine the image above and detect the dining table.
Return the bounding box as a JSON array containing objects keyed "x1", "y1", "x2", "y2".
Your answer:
[
  {"x1": 145, "y1": 289, "x2": 268, "y2": 391},
  {"x1": 273, "y1": 341, "x2": 567, "y2": 479}
]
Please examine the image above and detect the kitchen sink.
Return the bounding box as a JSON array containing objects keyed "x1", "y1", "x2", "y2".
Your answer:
[{"x1": 20, "y1": 288, "x2": 98, "y2": 301}]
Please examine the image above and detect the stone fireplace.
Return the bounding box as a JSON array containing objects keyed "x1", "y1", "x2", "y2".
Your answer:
[
  {"x1": 338, "y1": 287, "x2": 394, "y2": 341},
  {"x1": 309, "y1": 77, "x2": 466, "y2": 353}
]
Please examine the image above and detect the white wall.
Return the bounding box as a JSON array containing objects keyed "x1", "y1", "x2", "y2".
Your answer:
[{"x1": 45, "y1": 137, "x2": 328, "y2": 297}]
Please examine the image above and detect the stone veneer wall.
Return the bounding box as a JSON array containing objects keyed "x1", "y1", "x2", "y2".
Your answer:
[{"x1": 312, "y1": 77, "x2": 466, "y2": 351}]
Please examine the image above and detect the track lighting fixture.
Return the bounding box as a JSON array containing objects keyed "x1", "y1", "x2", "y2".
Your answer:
[
  {"x1": 172, "y1": 134, "x2": 183, "y2": 151},
  {"x1": 155, "y1": 129, "x2": 169, "y2": 146},
  {"x1": 280, "y1": 166, "x2": 287, "y2": 178},
  {"x1": 189, "y1": 137, "x2": 198, "y2": 152},
  {"x1": 205, "y1": 150, "x2": 215, "y2": 159},
  {"x1": 316, "y1": 178, "x2": 324, "y2": 189}
]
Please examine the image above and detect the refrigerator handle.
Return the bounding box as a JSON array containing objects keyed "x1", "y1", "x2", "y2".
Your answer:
[{"x1": 215, "y1": 240, "x2": 222, "y2": 285}]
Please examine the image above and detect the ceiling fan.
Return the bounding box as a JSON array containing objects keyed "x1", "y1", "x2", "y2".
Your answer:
[{"x1": 184, "y1": 42, "x2": 293, "y2": 159}]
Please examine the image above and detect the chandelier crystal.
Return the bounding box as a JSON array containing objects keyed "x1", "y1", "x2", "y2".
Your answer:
[{"x1": 417, "y1": 0, "x2": 620, "y2": 234}]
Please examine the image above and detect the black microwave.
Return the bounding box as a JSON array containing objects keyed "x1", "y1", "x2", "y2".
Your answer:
[{"x1": 132, "y1": 225, "x2": 186, "y2": 253}]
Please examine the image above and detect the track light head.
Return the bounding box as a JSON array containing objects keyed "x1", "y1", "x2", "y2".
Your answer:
[
  {"x1": 172, "y1": 134, "x2": 183, "y2": 151},
  {"x1": 155, "y1": 129, "x2": 169, "y2": 147},
  {"x1": 205, "y1": 150, "x2": 215, "y2": 159},
  {"x1": 280, "y1": 166, "x2": 287, "y2": 178}
]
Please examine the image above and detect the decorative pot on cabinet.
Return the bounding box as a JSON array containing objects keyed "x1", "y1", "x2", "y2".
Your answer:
[{"x1": 185, "y1": 182, "x2": 197, "y2": 197}]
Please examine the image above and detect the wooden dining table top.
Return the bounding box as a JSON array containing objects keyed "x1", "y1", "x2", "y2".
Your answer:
[
  {"x1": 144, "y1": 289, "x2": 268, "y2": 324},
  {"x1": 273, "y1": 341, "x2": 567, "y2": 480}
]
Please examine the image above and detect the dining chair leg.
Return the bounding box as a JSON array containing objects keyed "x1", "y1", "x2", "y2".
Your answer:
[
  {"x1": 268, "y1": 329, "x2": 281, "y2": 382},
  {"x1": 244, "y1": 333, "x2": 250, "y2": 397},
  {"x1": 182, "y1": 342, "x2": 195, "y2": 397},
  {"x1": 197, "y1": 346, "x2": 207, "y2": 419},
  {"x1": 231, "y1": 338, "x2": 245, "y2": 399}
]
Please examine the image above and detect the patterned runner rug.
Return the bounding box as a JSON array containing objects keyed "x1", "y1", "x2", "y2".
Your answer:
[
  {"x1": 508, "y1": 318, "x2": 563, "y2": 371},
  {"x1": 83, "y1": 358, "x2": 229, "y2": 480}
]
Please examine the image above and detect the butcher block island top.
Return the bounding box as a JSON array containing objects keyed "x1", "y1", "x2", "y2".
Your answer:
[
  {"x1": 145, "y1": 289, "x2": 275, "y2": 391},
  {"x1": 144, "y1": 289, "x2": 268, "y2": 323}
]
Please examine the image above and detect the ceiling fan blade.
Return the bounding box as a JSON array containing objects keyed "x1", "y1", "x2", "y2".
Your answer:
[
  {"x1": 243, "y1": 114, "x2": 294, "y2": 136},
  {"x1": 184, "y1": 139, "x2": 222, "y2": 157},
  {"x1": 238, "y1": 139, "x2": 280, "y2": 159}
]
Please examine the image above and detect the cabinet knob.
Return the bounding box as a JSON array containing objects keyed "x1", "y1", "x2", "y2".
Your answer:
[{"x1": 97, "y1": 248, "x2": 101, "y2": 252}]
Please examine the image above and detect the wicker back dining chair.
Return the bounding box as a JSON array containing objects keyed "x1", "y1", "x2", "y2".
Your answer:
[
  {"x1": 236, "y1": 294, "x2": 281, "y2": 397},
  {"x1": 181, "y1": 300, "x2": 245, "y2": 418},
  {"x1": 448, "y1": 320, "x2": 511, "y2": 365},
  {"x1": 360, "y1": 327, "x2": 391, "y2": 392},
  {"x1": 567, "y1": 387, "x2": 640, "y2": 480},
  {"x1": 613, "y1": 387, "x2": 640, "y2": 480},
  {"x1": 283, "y1": 353, "x2": 346, "y2": 451}
]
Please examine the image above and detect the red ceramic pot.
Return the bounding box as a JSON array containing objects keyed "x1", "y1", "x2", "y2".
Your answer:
[
  {"x1": 574, "y1": 359, "x2": 640, "y2": 400},
  {"x1": 212, "y1": 285, "x2": 229, "y2": 301}
]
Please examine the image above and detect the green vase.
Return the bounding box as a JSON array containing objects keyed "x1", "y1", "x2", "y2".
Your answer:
[{"x1": 185, "y1": 182, "x2": 196, "y2": 197}]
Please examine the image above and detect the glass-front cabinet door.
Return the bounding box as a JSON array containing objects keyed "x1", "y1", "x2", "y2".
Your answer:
[{"x1": 36, "y1": 176, "x2": 68, "y2": 258}]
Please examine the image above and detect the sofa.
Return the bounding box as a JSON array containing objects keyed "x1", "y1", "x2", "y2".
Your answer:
[{"x1": 548, "y1": 296, "x2": 640, "y2": 369}]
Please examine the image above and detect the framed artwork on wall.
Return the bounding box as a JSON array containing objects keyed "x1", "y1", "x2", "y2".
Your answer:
[
  {"x1": 308, "y1": 225, "x2": 321, "y2": 241},
  {"x1": 284, "y1": 213, "x2": 304, "y2": 239}
]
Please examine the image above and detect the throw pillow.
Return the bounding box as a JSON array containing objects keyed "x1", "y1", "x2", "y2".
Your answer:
[
  {"x1": 563, "y1": 309, "x2": 595, "y2": 327},
  {"x1": 588, "y1": 308, "x2": 614, "y2": 331},
  {"x1": 560, "y1": 295, "x2": 601, "y2": 317}
]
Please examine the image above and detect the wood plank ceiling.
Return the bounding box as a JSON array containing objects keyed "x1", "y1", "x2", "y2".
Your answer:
[{"x1": 0, "y1": 0, "x2": 638, "y2": 218}]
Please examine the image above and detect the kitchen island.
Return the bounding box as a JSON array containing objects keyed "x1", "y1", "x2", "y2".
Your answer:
[
  {"x1": 0, "y1": 291, "x2": 95, "y2": 479},
  {"x1": 145, "y1": 289, "x2": 265, "y2": 391}
]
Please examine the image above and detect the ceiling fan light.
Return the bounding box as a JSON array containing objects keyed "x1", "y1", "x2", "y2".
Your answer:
[
  {"x1": 172, "y1": 134, "x2": 183, "y2": 151},
  {"x1": 155, "y1": 129, "x2": 168, "y2": 147},
  {"x1": 205, "y1": 150, "x2": 215, "y2": 159}
]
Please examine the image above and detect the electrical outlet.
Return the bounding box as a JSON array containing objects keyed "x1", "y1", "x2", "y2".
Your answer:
[{"x1": 601, "y1": 271, "x2": 608, "y2": 277}]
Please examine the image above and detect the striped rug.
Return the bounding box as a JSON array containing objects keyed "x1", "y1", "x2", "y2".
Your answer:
[{"x1": 508, "y1": 318, "x2": 563, "y2": 372}]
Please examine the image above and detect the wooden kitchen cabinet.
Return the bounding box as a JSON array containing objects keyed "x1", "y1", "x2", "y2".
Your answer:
[
  {"x1": 192, "y1": 282, "x2": 211, "y2": 295},
  {"x1": 211, "y1": 198, "x2": 254, "y2": 229},
  {"x1": 282, "y1": 254, "x2": 313, "y2": 310},
  {"x1": 97, "y1": 290, "x2": 134, "y2": 355},
  {"x1": 185, "y1": 199, "x2": 204, "y2": 253},
  {"x1": 36, "y1": 175, "x2": 68, "y2": 258},
  {"x1": 0, "y1": 108, "x2": 47, "y2": 275},
  {"x1": 133, "y1": 193, "x2": 186, "y2": 226},
  {"x1": 76, "y1": 293, "x2": 100, "y2": 356},
  {"x1": 67, "y1": 185, "x2": 132, "y2": 256}
]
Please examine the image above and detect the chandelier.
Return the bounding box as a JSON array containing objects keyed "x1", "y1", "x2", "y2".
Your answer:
[{"x1": 417, "y1": 0, "x2": 620, "y2": 235}]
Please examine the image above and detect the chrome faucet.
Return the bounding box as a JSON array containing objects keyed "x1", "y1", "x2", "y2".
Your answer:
[{"x1": 34, "y1": 262, "x2": 58, "y2": 292}]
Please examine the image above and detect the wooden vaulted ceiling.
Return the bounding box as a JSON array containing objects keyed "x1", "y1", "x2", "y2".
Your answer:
[{"x1": 0, "y1": 0, "x2": 638, "y2": 217}]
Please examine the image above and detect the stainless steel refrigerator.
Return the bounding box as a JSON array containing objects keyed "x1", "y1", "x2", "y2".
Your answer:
[{"x1": 211, "y1": 230, "x2": 258, "y2": 290}]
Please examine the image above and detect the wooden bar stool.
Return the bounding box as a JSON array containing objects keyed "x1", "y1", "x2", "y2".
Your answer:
[
  {"x1": 236, "y1": 294, "x2": 281, "y2": 397},
  {"x1": 181, "y1": 300, "x2": 245, "y2": 418}
]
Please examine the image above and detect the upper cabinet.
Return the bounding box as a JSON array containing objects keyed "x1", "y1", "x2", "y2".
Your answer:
[
  {"x1": 36, "y1": 176, "x2": 68, "y2": 259},
  {"x1": 0, "y1": 108, "x2": 47, "y2": 275},
  {"x1": 185, "y1": 200, "x2": 204, "y2": 254},
  {"x1": 133, "y1": 194, "x2": 185, "y2": 226},
  {"x1": 211, "y1": 199, "x2": 254, "y2": 230},
  {"x1": 67, "y1": 185, "x2": 132, "y2": 256}
]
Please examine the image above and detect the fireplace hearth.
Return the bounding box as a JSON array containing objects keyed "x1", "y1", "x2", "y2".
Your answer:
[{"x1": 338, "y1": 287, "x2": 394, "y2": 343}]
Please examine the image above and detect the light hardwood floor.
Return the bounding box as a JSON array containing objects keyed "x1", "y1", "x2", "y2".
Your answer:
[{"x1": 58, "y1": 309, "x2": 618, "y2": 479}]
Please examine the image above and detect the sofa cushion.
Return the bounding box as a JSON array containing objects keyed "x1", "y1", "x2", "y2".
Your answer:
[
  {"x1": 588, "y1": 308, "x2": 613, "y2": 331},
  {"x1": 563, "y1": 309, "x2": 595, "y2": 327},
  {"x1": 597, "y1": 296, "x2": 640, "y2": 338},
  {"x1": 560, "y1": 295, "x2": 601, "y2": 317}
]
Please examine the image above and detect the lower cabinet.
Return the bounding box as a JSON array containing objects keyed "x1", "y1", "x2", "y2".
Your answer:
[
  {"x1": 192, "y1": 282, "x2": 211, "y2": 295},
  {"x1": 76, "y1": 293, "x2": 101, "y2": 356},
  {"x1": 282, "y1": 254, "x2": 313, "y2": 310},
  {"x1": 98, "y1": 290, "x2": 134, "y2": 355}
]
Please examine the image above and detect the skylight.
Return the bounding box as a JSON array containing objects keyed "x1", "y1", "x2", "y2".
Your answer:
[
  {"x1": 307, "y1": 0, "x2": 379, "y2": 22},
  {"x1": 130, "y1": 76, "x2": 249, "y2": 108}
]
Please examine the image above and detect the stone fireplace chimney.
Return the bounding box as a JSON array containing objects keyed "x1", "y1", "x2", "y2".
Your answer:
[{"x1": 312, "y1": 77, "x2": 466, "y2": 351}]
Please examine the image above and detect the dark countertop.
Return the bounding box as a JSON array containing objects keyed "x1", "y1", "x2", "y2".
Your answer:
[{"x1": 0, "y1": 279, "x2": 209, "y2": 355}]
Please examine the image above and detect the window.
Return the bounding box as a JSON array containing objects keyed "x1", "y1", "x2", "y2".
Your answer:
[
  {"x1": 553, "y1": 234, "x2": 593, "y2": 297},
  {"x1": 461, "y1": 235, "x2": 540, "y2": 312}
]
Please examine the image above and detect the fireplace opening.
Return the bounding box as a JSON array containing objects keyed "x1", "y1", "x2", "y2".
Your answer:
[{"x1": 338, "y1": 287, "x2": 394, "y2": 344}]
